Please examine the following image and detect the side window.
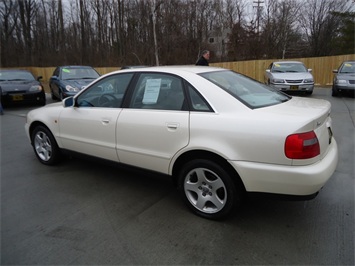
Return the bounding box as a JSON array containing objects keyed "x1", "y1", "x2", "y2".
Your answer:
[
  {"x1": 187, "y1": 84, "x2": 211, "y2": 111},
  {"x1": 53, "y1": 68, "x2": 59, "y2": 77},
  {"x1": 129, "y1": 73, "x2": 185, "y2": 111},
  {"x1": 76, "y1": 73, "x2": 133, "y2": 108}
]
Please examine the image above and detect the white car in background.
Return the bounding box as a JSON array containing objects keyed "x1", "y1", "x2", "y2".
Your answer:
[
  {"x1": 265, "y1": 61, "x2": 314, "y2": 95},
  {"x1": 25, "y1": 66, "x2": 338, "y2": 220}
]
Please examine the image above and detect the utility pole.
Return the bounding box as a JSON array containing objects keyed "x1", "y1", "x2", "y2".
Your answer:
[
  {"x1": 253, "y1": 0, "x2": 264, "y2": 35},
  {"x1": 152, "y1": 0, "x2": 160, "y2": 66}
]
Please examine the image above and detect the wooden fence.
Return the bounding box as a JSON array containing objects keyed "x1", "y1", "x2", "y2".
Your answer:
[
  {"x1": 211, "y1": 54, "x2": 355, "y2": 86},
  {"x1": 5, "y1": 54, "x2": 355, "y2": 86}
]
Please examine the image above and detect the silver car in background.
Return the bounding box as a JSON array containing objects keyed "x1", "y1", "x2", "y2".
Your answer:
[
  {"x1": 332, "y1": 60, "x2": 355, "y2": 97},
  {"x1": 265, "y1": 61, "x2": 314, "y2": 95}
]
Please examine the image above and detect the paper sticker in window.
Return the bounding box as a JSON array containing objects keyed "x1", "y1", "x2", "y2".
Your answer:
[{"x1": 143, "y1": 79, "x2": 161, "y2": 104}]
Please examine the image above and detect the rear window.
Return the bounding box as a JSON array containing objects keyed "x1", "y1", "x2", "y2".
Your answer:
[{"x1": 199, "y1": 70, "x2": 290, "y2": 109}]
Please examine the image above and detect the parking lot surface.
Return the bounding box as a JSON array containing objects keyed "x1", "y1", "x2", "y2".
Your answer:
[{"x1": 1, "y1": 88, "x2": 354, "y2": 265}]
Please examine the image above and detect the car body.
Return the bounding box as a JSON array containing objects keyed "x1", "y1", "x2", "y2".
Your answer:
[
  {"x1": 332, "y1": 60, "x2": 355, "y2": 96},
  {"x1": 25, "y1": 66, "x2": 338, "y2": 220},
  {"x1": 0, "y1": 69, "x2": 46, "y2": 106},
  {"x1": 49, "y1": 65, "x2": 100, "y2": 100},
  {"x1": 265, "y1": 61, "x2": 314, "y2": 95}
]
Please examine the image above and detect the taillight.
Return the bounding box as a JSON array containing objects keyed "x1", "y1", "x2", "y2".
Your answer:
[{"x1": 285, "y1": 131, "x2": 320, "y2": 159}]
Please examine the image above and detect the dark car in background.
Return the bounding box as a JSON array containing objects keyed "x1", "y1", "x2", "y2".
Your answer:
[
  {"x1": 50, "y1": 65, "x2": 100, "y2": 100},
  {"x1": 332, "y1": 61, "x2": 355, "y2": 97},
  {"x1": 0, "y1": 69, "x2": 46, "y2": 106}
]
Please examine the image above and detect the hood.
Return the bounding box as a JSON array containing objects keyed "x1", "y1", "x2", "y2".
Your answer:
[
  {"x1": 63, "y1": 79, "x2": 95, "y2": 89},
  {"x1": 271, "y1": 72, "x2": 313, "y2": 80},
  {"x1": 335, "y1": 72, "x2": 355, "y2": 79},
  {"x1": 0, "y1": 80, "x2": 41, "y2": 92}
]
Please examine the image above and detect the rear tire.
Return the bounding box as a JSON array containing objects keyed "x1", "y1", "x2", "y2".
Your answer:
[
  {"x1": 177, "y1": 159, "x2": 241, "y2": 220},
  {"x1": 31, "y1": 125, "x2": 61, "y2": 165}
]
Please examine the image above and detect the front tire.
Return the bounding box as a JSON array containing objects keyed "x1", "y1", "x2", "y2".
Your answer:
[
  {"x1": 177, "y1": 159, "x2": 241, "y2": 220},
  {"x1": 31, "y1": 125, "x2": 61, "y2": 165},
  {"x1": 331, "y1": 87, "x2": 339, "y2": 97}
]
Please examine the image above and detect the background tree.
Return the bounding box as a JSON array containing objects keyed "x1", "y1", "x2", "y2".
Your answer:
[
  {"x1": 299, "y1": 0, "x2": 351, "y2": 56},
  {"x1": 331, "y1": 10, "x2": 355, "y2": 55},
  {"x1": 18, "y1": 0, "x2": 39, "y2": 65},
  {"x1": 0, "y1": 0, "x2": 353, "y2": 68},
  {"x1": 0, "y1": 0, "x2": 18, "y2": 67}
]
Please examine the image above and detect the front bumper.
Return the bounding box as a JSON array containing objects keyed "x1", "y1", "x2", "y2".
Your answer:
[
  {"x1": 1, "y1": 91, "x2": 45, "y2": 105},
  {"x1": 230, "y1": 138, "x2": 338, "y2": 196},
  {"x1": 270, "y1": 83, "x2": 314, "y2": 93},
  {"x1": 333, "y1": 84, "x2": 355, "y2": 92}
]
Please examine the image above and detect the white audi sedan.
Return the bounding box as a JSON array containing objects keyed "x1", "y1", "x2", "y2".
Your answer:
[{"x1": 25, "y1": 66, "x2": 338, "y2": 220}]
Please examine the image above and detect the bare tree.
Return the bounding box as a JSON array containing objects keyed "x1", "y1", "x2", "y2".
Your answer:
[
  {"x1": 261, "y1": 0, "x2": 301, "y2": 59},
  {"x1": 18, "y1": 0, "x2": 39, "y2": 65},
  {"x1": 0, "y1": 0, "x2": 353, "y2": 67},
  {"x1": 0, "y1": 0, "x2": 18, "y2": 67},
  {"x1": 299, "y1": 0, "x2": 350, "y2": 56}
]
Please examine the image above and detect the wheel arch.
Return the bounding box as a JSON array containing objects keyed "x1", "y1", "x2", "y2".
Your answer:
[
  {"x1": 171, "y1": 150, "x2": 246, "y2": 193},
  {"x1": 29, "y1": 121, "x2": 53, "y2": 145}
]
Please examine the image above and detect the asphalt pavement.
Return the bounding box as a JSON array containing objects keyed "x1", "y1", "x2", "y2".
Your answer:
[{"x1": 1, "y1": 88, "x2": 354, "y2": 265}]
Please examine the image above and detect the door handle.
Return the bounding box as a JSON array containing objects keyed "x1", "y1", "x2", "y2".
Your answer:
[{"x1": 167, "y1": 123, "x2": 179, "y2": 130}]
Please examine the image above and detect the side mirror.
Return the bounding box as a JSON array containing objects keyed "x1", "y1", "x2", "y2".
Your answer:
[
  {"x1": 37, "y1": 76, "x2": 43, "y2": 81},
  {"x1": 308, "y1": 69, "x2": 312, "y2": 73},
  {"x1": 332, "y1": 69, "x2": 338, "y2": 74},
  {"x1": 265, "y1": 69, "x2": 271, "y2": 73},
  {"x1": 50, "y1": 75, "x2": 58, "y2": 81},
  {"x1": 63, "y1": 96, "x2": 74, "y2": 107}
]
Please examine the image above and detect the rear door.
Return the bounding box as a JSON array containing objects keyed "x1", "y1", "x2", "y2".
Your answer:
[{"x1": 116, "y1": 73, "x2": 189, "y2": 174}]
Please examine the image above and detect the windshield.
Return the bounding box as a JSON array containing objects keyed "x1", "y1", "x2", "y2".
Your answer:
[
  {"x1": 61, "y1": 67, "x2": 100, "y2": 80},
  {"x1": 0, "y1": 71, "x2": 35, "y2": 81},
  {"x1": 339, "y1": 62, "x2": 355, "y2": 73},
  {"x1": 271, "y1": 63, "x2": 307, "y2": 73},
  {"x1": 200, "y1": 70, "x2": 290, "y2": 109}
]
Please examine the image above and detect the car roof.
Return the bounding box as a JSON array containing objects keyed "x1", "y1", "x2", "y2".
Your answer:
[
  {"x1": 272, "y1": 61, "x2": 304, "y2": 64},
  {"x1": 59, "y1": 65, "x2": 95, "y2": 69},
  {"x1": 116, "y1": 65, "x2": 226, "y2": 75},
  {"x1": 0, "y1": 69, "x2": 32, "y2": 73}
]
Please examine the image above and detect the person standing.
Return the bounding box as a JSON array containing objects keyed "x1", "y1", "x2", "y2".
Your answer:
[
  {"x1": 195, "y1": 50, "x2": 210, "y2": 66},
  {"x1": 0, "y1": 87, "x2": 3, "y2": 115}
]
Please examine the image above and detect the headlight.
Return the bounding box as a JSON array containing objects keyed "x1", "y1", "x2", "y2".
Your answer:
[
  {"x1": 335, "y1": 79, "x2": 346, "y2": 85},
  {"x1": 304, "y1": 78, "x2": 314, "y2": 83},
  {"x1": 271, "y1": 78, "x2": 285, "y2": 83},
  {"x1": 29, "y1": 85, "x2": 43, "y2": 92},
  {"x1": 65, "y1": 85, "x2": 80, "y2": 92}
]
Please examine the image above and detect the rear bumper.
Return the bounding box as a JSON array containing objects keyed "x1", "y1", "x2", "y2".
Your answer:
[{"x1": 230, "y1": 138, "x2": 338, "y2": 196}]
